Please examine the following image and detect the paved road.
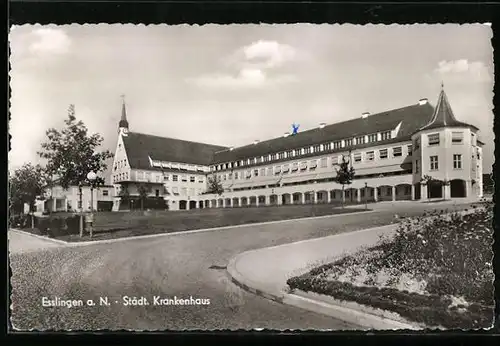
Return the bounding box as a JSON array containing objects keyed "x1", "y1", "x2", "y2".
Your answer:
[
  {"x1": 9, "y1": 201, "x2": 476, "y2": 331},
  {"x1": 8, "y1": 230, "x2": 64, "y2": 254}
]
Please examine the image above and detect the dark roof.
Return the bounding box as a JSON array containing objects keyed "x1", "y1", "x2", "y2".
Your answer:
[
  {"x1": 212, "y1": 103, "x2": 435, "y2": 164},
  {"x1": 122, "y1": 132, "x2": 228, "y2": 170},
  {"x1": 418, "y1": 88, "x2": 478, "y2": 132}
]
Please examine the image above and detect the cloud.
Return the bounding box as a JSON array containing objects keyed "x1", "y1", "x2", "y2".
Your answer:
[
  {"x1": 434, "y1": 59, "x2": 491, "y2": 82},
  {"x1": 190, "y1": 68, "x2": 296, "y2": 89},
  {"x1": 241, "y1": 40, "x2": 297, "y2": 69},
  {"x1": 190, "y1": 40, "x2": 299, "y2": 89},
  {"x1": 29, "y1": 28, "x2": 71, "y2": 55}
]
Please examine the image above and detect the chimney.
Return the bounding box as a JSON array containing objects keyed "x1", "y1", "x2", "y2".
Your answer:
[
  {"x1": 418, "y1": 98, "x2": 428, "y2": 105},
  {"x1": 254, "y1": 140, "x2": 260, "y2": 145},
  {"x1": 361, "y1": 112, "x2": 370, "y2": 119},
  {"x1": 319, "y1": 123, "x2": 326, "y2": 129},
  {"x1": 283, "y1": 132, "x2": 290, "y2": 138}
]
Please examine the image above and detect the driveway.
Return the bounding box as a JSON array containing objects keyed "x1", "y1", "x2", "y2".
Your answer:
[{"x1": 9, "y1": 200, "x2": 475, "y2": 331}]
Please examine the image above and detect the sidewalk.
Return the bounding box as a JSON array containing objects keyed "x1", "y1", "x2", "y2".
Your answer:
[
  {"x1": 227, "y1": 208, "x2": 481, "y2": 330},
  {"x1": 8, "y1": 229, "x2": 66, "y2": 254}
]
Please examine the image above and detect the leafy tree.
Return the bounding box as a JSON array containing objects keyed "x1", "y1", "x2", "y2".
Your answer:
[
  {"x1": 37, "y1": 104, "x2": 113, "y2": 236},
  {"x1": 137, "y1": 183, "x2": 152, "y2": 211},
  {"x1": 9, "y1": 163, "x2": 47, "y2": 229},
  {"x1": 334, "y1": 154, "x2": 355, "y2": 208},
  {"x1": 206, "y1": 174, "x2": 224, "y2": 195},
  {"x1": 118, "y1": 184, "x2": 131, "y2": 210}
]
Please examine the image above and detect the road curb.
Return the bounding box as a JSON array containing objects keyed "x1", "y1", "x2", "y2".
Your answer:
[
  {"x1": 11, "y1": 209, "x2": 376, "y2": 247},
  {"x1": 9, "y1": 229, "x2": 70, "y2": 246}
]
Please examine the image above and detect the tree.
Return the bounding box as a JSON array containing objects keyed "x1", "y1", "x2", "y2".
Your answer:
[
  {"x1": 118, "y1": 184, "x2": 131, "y2": 210},
  {"x1": 334, "y1": 154, "x2": 355, "y2": 208},
  {"x1": 9, "y1": 163, "x2": 47, "y2": 229},
  {"x1": 37, "y1": 104, "x2": 113, "y2": 236},
  {"x1": 206, "y1": 174, "x2": 224, "y2": 195},
  {"x1": 137, "y1": 183, "x2": 152, "y2": 211}
]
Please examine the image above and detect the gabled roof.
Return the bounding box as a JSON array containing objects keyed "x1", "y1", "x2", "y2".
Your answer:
[
  {"x1": 212, "y1": 103, "x2": 435, "y2": 164},
  {"x1": 418, "y1": 87, "x2": 478, "y2": 132},
  {"x1": 122, "y1": 132, "x2": 228, "y2": 170}
]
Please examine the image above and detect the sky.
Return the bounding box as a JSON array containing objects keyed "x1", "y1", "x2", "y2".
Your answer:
[{"x1": 9, "y1": 24, "x2": 494, "y2": 183}]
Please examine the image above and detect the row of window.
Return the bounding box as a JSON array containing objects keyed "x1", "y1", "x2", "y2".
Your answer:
[
  {"x1": 114, "y1": 159, "x2": 128, "y2": 171},
  {"x1": 113, "y1": 171, "x2": 205, "y2": 184},
  {"x1": 216, "y1": 145, "x2": 411, "y2": 182},
  {"x1": 212, "y1": 130, "x2": 393, "y2": 171},
  {"x1": 414, "y1": 154, "x2": 463, "y2": 173},
  {"x1": 150, "y1": 160, "x2": 209, "y2": 173},
  {"x1": 414, "y1": 131, "x2": 466, "y2": 149},
  {"x1": 165, "y1": 187, "x2": 203, "y2": 196}
]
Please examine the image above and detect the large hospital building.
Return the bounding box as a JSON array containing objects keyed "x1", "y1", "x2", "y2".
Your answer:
[{"x1": 110, "y1": 87, "x2": 484, "y2": 211}]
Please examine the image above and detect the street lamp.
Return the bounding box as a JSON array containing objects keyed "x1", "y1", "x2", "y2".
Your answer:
[
  {"x1": 364, "y1": 182, "x2": 368, "y2": 210},
  {"x1": 87, "y1": 171, "x2": 97, "y2": 238}
]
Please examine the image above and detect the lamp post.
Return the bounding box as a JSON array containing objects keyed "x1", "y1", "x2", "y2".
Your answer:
[
  {"x1": 364, "y1": 182, "x2": 368, "y2": 210},
  {"x1": 86, "y1": 171, "x2": 97, "y2": 238}
]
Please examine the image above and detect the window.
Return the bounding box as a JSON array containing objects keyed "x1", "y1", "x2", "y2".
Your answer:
[
  {"x1": 379, "y1": 149, "x2": 388, "y2": 159},
  {"x1": 181, "y1": 175, "x2": 187, "y2": 182},
  {"x1": 283, "y1": 165, "x2": 290, "y2": 173},
  {"x1": 267, "y1": 167, "x2": 273, "y2": 176},
  {"x1": 393, "y1": 147, "x2": 402, "y2": 157},
  {"x1": 313, "y1": 145, "x2": 321, "y2": 153},
  {"x1": 366, "y1": 151, "x2": 375, "y2": 161},
  {"x1": 430, "y1": 155, "x2": 439, "y2": 171},
  {"x1": 234, "y1": 172, "x2": 239, "y2": 180},
  {"x1": 407, "y1": 144, "x2": 412, "y2": 156},
  {"x1": 287, "y1": 150, "x2": 293, "y2": 158},
  {"x1": 471, "y1": 133, "x2": 477, "y2": 146},
  {"x1": 181, "y1": 188, "x2": 187, "y2": 196},
  {"x1": 381, "y1": 131, "x2": 391, "y2": 141},
  {"x1": 355, "y1": 136, "x2": 365, "y2": 145},
  {"x1": 324, "y1": 143, "x2": 331, "y2": 151},
  {"x1": 190, "y1": 176, "x2": 195, "y2": 182},
  {"x1": 331, "y1": 156, "x2": 338, "y2": 166},
  {"x1": 222, "y1": 174, "x2": 226, "y2": 181},
  {"x1": 453, "y1": 154, "x2": 462, "y2": 169},
  {"x1": 172, "y1": 187, "x2": 179, "y2": 195},
  {"x1": 228, "y1": 173, "x2": 233, "y2": 179},
  {"x1": 414, "y1": 159, "x2": 419, "y2": 173},
  {"x1": 291, "y1": 163, "x2": 299, "y2": 172},
  {"x1": 246, "y1": 170, "x2": 252, "y2": 179},
  {"x1": 271, "y1": 153, "x2": 276, "y2": 160},
  {"x1": 333, "y1": 141, "x2": 342, "y2": 149},
  {"x1": 368, "y1": 134, "x2": 377, "y2": 143},
  {"x1": 198, "y1": 177, "x2": 204, "y2": 183},
  {"x1": 345, "y1": 138, "x2": 353, "y2": 147},
  {"x1": 274, "y1": 166, "x2": 282, "y2": 174},
  {"x1": 386, "y1": 188, "x2": 391, "y2": 196},
  {"x1": 155, "y1": 189, "x2": 160, "y2": 197},
  {"x1": 256, "y1": 157, "x2": 262, "y2": 164},
  {"x1": 278, "y1": 152, "x2": 285, "y2": 159},
  {"x1": 260, "y1": 168, "x2": 265, "y2": 176},
  {"x1": 164, "y1": 174, "x2": 169, "y2": 181},
  {"x1": 309, "y1": 160, "x2": 318, "y2": 169},
  {"x1": 452, "y1": 132, "x2": 464, "y2": 144},
  {"x1": 254, "y1": 169, "x2": 259, "y2": 177},
  {"x1": 428, "y1": 133, "x2": 440, "y2": 146},
  {"x1": 304, "y1": 147, "x2": 311, "y2": 154},
  {"x1": 102, "y1": 190, "x2": 109, "y2": 196},
  {"x1": 172, "y1": 175, "x2": 178, "y2": 182},
  {"x1": 320, "y1": 157, "x2": 327, "y2": 168},
  {"x1": 300, "y1": 162, "x2": 308, "y2": 170},
  {"x1": 354, "y1": 153, "x2": 362, "y2": 162},
  {"x1": 263, "y1": 156, "x2": 269, "y2": 162}
]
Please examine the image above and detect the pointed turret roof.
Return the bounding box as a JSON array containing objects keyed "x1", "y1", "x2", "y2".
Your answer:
[
  {"x1": 418, "y1": 84, "x2": 477, "y2": 132},
  {"x1": 119, "y1": 95, "x2": 129, "y2": 129}
]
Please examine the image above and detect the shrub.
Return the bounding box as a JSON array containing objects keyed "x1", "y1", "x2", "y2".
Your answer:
[{"x1": 65, "y1": 215, "x2": 82, "y2": 235}]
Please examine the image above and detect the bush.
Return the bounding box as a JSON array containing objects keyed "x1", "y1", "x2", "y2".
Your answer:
[{"x1": 65, "y1": 215, "x2": 82, "y2": 235}]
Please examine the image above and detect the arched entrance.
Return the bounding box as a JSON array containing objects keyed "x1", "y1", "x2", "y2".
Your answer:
[
  {"x1": 198, "y1": 201, "x2": 204, "y2": 209},
  {"x1": 427, "y1": 180, "x2": 443, "y2": 199},
  {"x1": 179, "y1": 200, "x2": 187, "y2": 210},
  {"x1": 450, "y1": 179, "x2": 467, "y2": 198},
  {"x1": 189, "y1": 201, "x2": 197, "y2": 210},
  {"x1": 282, "y1": 193, "x2": 291, "y2": 205}
]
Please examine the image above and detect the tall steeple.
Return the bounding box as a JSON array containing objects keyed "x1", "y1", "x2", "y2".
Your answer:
[
  {"x1": 418, "y1": 84, "x2": 473, "y2": 132},
  {"x1": 118, "y1": 94, "x2": 129, "y2": 135}
]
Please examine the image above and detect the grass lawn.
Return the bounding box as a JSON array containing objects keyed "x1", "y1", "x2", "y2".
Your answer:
[
  {"x1": 286, "y1": 203, "x2": 495, "y2": 329},
  {"x1": 20, "y1": 204, "x2": 369, "y2": 242}
]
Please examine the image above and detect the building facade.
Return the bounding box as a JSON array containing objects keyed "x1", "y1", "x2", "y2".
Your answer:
[
  {"x1": 111, "y1": 87, "x2": 484, "y2": 211},
  {"x1": 35, "y1": 184, "x2": 115, "y2": 214}
]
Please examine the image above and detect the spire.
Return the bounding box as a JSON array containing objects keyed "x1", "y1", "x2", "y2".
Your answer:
[
  {"x1": 118, "y1": 94, "x2": 129, "y2": 132},
  {"x1": 418, "y1": 85, "x2": 472, "y2": 131}
]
